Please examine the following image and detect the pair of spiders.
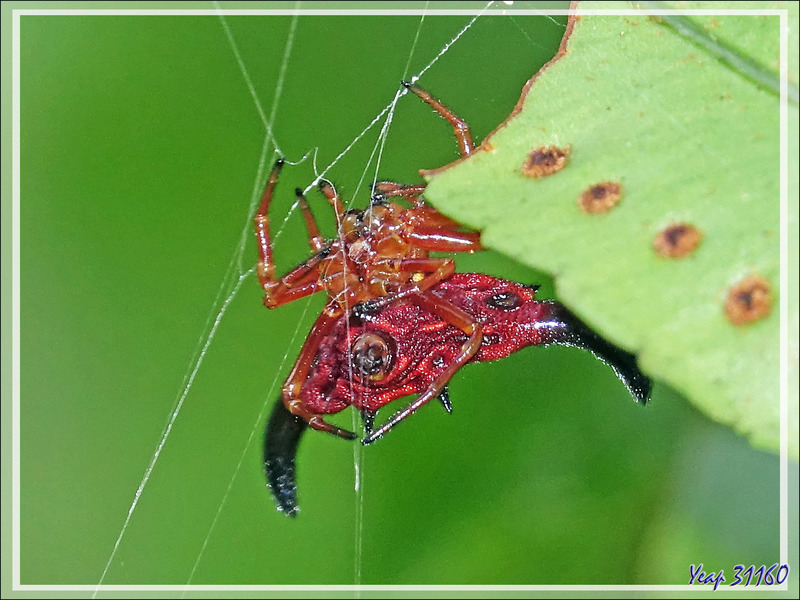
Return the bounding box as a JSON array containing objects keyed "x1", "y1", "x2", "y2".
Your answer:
[{"x1": 256, "y1": 82, "x2": 651, "y2": 515}]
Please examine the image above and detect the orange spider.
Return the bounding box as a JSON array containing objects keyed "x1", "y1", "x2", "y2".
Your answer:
[{"x1": 255, "y1": 82, "x2": 483, "y2": 442}]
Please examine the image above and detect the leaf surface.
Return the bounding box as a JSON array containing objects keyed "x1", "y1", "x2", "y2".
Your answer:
[{"x1": 424, "y1": 1, "x2": 797, "y2": 458}]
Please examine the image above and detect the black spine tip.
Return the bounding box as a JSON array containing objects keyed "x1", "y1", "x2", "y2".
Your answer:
[
  {"x1": 400, "y1": 80, "x2": 412, "y2": 88},
  {"x1": 437, "y1": 385, "x2": 452, "y2": 413},
  {"x1": 295, "y1": 187, "x2": 304, "y2": 197}
]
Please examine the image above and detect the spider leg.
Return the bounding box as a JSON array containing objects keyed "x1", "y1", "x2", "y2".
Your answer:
[
  {"x1": 372, "y1": 182, "x2": 427, "y2": 196},
  {"x1": 355, "y1": 256, "x2": 461, "y2": 317},
  {"x1": 283, "y1": 300, "x2": 358, "y2": 440},
  {"x1": 407, "y1": 227, "x2": 483, "y2": 253},
  {"x1": 371, "y1": 186, "x2": 483, "y2": 248},
  {"x1": 294, "y1": 188, "x2": 326, "y2": 253},
  {"x1": 362, "y1": 291, "x2": 482, "y2": 444},
  {"x1": 254, "y1": 159, "x2": 333, "y2": 308},
  {"x1": 318, "y1": 180, "x2": 345, "y2": 225},
  {"x1": 354, "y1": 213, "x2": 482, "y2": 314},
  {"x1": 403, "y1": 205, "x2": 479, "y2": 232},
  {"x1": 371, "y1": 182, "x2": 428, "y2": 207},
  {"x1": 404, "y1": 257, "x2": 456, "y2": 293},
  {"x1": 260, "y1": 253, "x2": 329, "y2": 309},
  {"x1": 254, "y1": 158, "x2": 285, "y2": 289},
  {"x1": 402, "y1": 81, "x2": 475, "y2": 157}
]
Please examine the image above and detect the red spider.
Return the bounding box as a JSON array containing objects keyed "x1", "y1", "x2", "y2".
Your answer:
[
  {"x1": 255, "y1": 82, "x2": 484, "y2": 442},
  {"x1": 264, "y1": 273, "x2": 652, "y2": 515}
]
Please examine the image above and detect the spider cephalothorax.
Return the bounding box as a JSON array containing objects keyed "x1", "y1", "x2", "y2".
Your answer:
[
  {"x1": 264, "y1": 273, "x2": 652, "y2": 515},
  {"x1": 255, "y1": 82, "x2": 486, "y2": 440}
]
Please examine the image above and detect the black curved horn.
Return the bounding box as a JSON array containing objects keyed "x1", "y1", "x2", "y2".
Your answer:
[
  {"x1": 540, "y1": 302, "x2": 652, "y2": 404},
  {"x1": 264, "y1": 398, "x2": 308, "y2": 517}
]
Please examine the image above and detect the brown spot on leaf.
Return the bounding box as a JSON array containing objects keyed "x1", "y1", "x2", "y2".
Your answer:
[
  {"x1": 521, "y1": 145, "x2": 570, "y2": 178},
  {"x1": 725, "y1": 275, "x2": 772, "y2": 325},
  {"x1": 653, "y1": 223, "x2": 703, "y2": 258},
  {"x1": 578, "y1": 181, "x2": 622, "y2": 213}
]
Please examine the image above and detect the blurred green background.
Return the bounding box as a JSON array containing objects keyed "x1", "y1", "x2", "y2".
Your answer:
[{"x1": 16, "y1": 2, "x2": 793, "y2": 591}]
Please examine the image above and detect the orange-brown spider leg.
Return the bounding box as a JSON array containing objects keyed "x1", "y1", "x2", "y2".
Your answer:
[
  {"x1": 397, "y1": 257, "x2": 456, "y2": 294},
  {"x1": 362, "y1": 291, "x2": 483, "y2": 444},
  {"x1": 254, "y1": 159, "x2": 332, "y2": 309},
  {"x1": 268, "y1": 278, "x2": 325, "y2": 306},
  {"x1": 371, "y1": 182, "x2": 428, "y2": 207},
  {"x1": 254, "y1": 158, "x2": 285, "y2": 290},
  {"x1": 407, "y1": 227, "x2": 482, "y2": 253},
  {"x1": 282, "y1": 300, "x2": 357, "y2": 440},
  {"x1": 259, "y1": 246, "x2": 331, "y2": 309},
  {"x1": 404, "y1": 204, "x2": 483, "y2": 233},
  {"x1": 354, "y1": 231, "x2": 479, "y2": 314},
  {"x1": 318, "y1": 180, "x2": 345, "y2": 225},
  {"x1": 294, "y1": 188, "x2": 326, "y2": 253},
  {"x1": 398, "y1": 222, "x2": 482, "y2": 286},
  {"x1": 372, "y1": 182, "x2": 427, "y2": 196},
  {"x1": 402, "y1": 81, "x2": 475, "y2": 157},
  {"x1": 351, "y1": 257, "x2": 455, "y2": 317}
]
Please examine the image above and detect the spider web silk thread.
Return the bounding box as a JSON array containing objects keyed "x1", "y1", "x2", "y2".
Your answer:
[
  {"x1": 92, "y1": 10, "x2": 298, "y2": 595},
  {"x1": 94, "y1": 3, "x2": 500, "y2": 593},
  {"x1": 92, "y1": 269, "x2": 250, "y2": 598},
  {"x1": 342, "y1": 84, "x2": 404, "y2": 589},
  {"x1": 346, "y1": 17, "x2": 425, "y2": 576},
  {"x1": 199, "y1": 4, "x2": 554, "y2": 588},
  {"x1": 181, "y1": 10, "x2": 304, "y2": 591},
  {"x1": 216, "y1": 8, "x2": 279, "y2": 145},
  {"x1": 322, "y1": 4, "x2": 498, "y2": 585},
  {"x1": 199, "y1": 3, "x2": 495, "y2": 586}
]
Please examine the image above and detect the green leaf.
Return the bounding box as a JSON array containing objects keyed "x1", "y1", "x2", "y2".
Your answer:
[{"x1": 424, "y1": 1, "x2": 797, "y2": 459}]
